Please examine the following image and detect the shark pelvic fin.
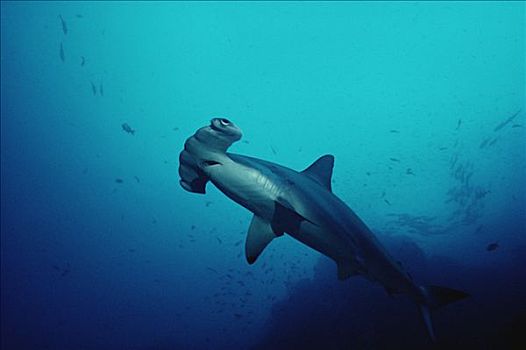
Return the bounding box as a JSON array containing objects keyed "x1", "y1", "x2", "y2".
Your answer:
[
  {"x1": 245, "y1": 215, "x2": 280, "y2": 264},
  {"x1": 301, "y1": 155, "x2": 335, "y2": 191}
]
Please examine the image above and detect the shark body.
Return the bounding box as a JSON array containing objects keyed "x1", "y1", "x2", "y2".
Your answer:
[{"x1": 178, "y1": 118, "x2": 468, "y2": 341}]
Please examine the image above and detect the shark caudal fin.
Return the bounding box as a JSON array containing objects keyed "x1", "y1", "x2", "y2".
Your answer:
[{"x1": 418, "y1": 285, "x2": 470, "y2": 342}]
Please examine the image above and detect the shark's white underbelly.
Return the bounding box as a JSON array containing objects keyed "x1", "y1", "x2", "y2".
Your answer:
[{"x1": 206, "y1": 159, "x2": 282, "y2": 220}]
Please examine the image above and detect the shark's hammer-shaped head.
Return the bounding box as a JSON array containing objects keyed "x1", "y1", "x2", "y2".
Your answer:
[{"x1": 179, "y1": 118, "x2": 242, "y2": 194}]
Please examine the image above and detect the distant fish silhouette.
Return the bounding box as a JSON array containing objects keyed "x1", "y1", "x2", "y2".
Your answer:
[
  {"x1": 455, "y1": 119, "x2": 462, "y2": 130},
  {"x1": 389, "y1": 158, "x2": 400, "y2": 162},
  {"x1": 90, "y1": 81, "x2": 97, "y2": 95},
  {"x1": 115, "y1": 178, "x2": 124, "y2": 183},
  {"x1": 487, "y1": 138, "x2": 498, "y2": 147},
  {"x1": 61, "y1": 266, "x2": 70, "y2": 277},
  {"x1": 99, "y1": 82, "x2": 104, "y2": 96},
  {"x1": 486, "y1": 242, "x2": 499, "y2": 251},
  {"x1": 494, "y1": 109, "x2": 521, "y2": 132},
  {"x1": 512, "y1": 124, "x2": 523, "y2": 128},
  {"x1": 389, "y1": 129, "x2": 400, "y2": 133},
  {"x1": 59, "y1": 43, "x2": 65, "y2": 62},
  {"x1": 80, "y1": 56, "x2": 85, "y2": 66},
  {"x1": 479, "y1": 138, "x2": 490, "y2": 149},
  {"x1": 121, "y1": 123, "x2": 135, "y2": 135},
  {"x1": 53, "y1": 263, "x2": 70, "y2": 277},
  {"x1": 59, "y1": 15, "x2": 67, "y2": 35},
  {"x1": 75, "y1": 14, "x2": 83, "y2": 19}
]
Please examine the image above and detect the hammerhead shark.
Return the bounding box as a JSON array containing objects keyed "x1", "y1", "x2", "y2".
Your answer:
[{"x1": 178, "y1": 118, "x2": 469, "y2": 341}]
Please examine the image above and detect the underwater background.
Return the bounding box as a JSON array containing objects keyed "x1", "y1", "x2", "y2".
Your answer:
[{"x1": 1, "y1": 2, "x2": 525, "y2": 349}]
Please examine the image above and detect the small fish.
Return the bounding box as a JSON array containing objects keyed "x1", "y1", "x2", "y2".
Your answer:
[
  {"x1": 511, "y1": 124, "x2": 523, "y2": 128},
  {"x1": 384, "y1": 199, "x2": 391, "y2": 205},
  {"x1": 173, "y1": 127, "x2": 179, "y2": 131},
  {"x1": 75, "y1": 14, "x2": 83, "y2": 18},
  {"x1": 59, "y1": 15, "x2": 67, "y2": 35},
  {"x1": 479, "y1": 138, "x2": 490, "y2": 149},
  {"x1": 439, "y1": 147, "x2": 448, "y2": 151},
  {"x1": 486, "y1": 242, "x2": 499, "y2": 251},
  {"x1": 121, "y1": 123, "x2": 135, "y2": 135},
  {"x1": 99, "y1": 82, "x2": 104, "y2": 96},
  {"x1": 455, "y1": 119, "x2": 462, "y2": 130},
  {"x1": 488, "y1": 138, "x2": 498, "y2": 147},
  {"x1": 389, "y1": 130, "x2": 400, "y2": 133},
  {"x1": 216, "y1": 237, "x2": 222, "y2": 244},
  {"x1": 406, "y1": 168, "x2": 414, "y2": 175},
  {"x1": 80, "y1": 56, "x2": 85, "y2": 66},
  {"x1": 59, "y1": 43, "x2": 65, "y2": 62},
  {"x1": 191, "y1": 225, "x2": 196, "y2": 230},
  {"x1": 90, "y1": 81, "x2": 97, "y2": 95},
  {"x1": 234, "y1": 240, "x2": 242, "y2": 246},
  {"x1": 115, "y1": 178, "x2": 124, "y2": 183},
  {"x1": 494, "y1": 109, "x2": 521, "y2": 132},
  {"x1": 270, "y1": 146, "x2": 277, "y2": 155},
  {"x1": 205, "y1": 201, "x2": 213, "y2": 207},
  {"x1": 134, "y1": 176, "x2": 140, "y2": 183},
  {"x1": 234, "y1": 313, "x2": 243, "y2": 319},
  {"x1": 207, "y1": 267, "x2": 218, "y2": 274},
  {"x1": 242, "y1": 140, "x2": 250, "y2": 144},
  {"x1": 389, "y1": 158, "x2": 400, "y2": 162},
  {"x1": 128, "y1": 248, "x2": 136, "y2": 253}
]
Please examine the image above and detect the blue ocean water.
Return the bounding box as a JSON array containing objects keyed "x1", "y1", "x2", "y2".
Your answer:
[{"x1": 1, "y1": 2, "x2": 525, "y2": 349}]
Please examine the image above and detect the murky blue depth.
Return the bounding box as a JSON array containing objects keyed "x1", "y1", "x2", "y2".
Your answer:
[{"x1": 1, "y1": 2, "x2": 525, "y2": 349}]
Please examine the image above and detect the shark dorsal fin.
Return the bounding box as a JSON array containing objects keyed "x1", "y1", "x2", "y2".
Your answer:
[
  {"x1": 301, "y1": 155, "x2": 334, "y2": 191},
  {"x1": 245, "y1": 215, "x2": 279, "y2": 264}
]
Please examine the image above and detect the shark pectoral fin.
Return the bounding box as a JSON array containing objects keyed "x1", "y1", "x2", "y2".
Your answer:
[
  {"x1": 301, "y1": 154, "x2": 335, "y2": 191},
  {"x1": 336, "y1": 261, "x2": 359, "y2": 280},
  {"x1": 245, "y1": 215, "x2": 280, "y2": 264},
  {"x1": 271, "y1": 197, "x2": 314, "y2": 234}
]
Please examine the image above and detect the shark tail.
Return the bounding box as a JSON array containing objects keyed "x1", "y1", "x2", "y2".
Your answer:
[{"x1": 417, "y1": 285, "x2": 469, "y2": 342}]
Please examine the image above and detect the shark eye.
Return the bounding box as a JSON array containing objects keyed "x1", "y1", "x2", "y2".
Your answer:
[
  {"x1": 202, "y1": 160, "x2": 222, "y2": 167},
  {"x1": 220, "y1": 118, "x2": 230, "y2": 126}
]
